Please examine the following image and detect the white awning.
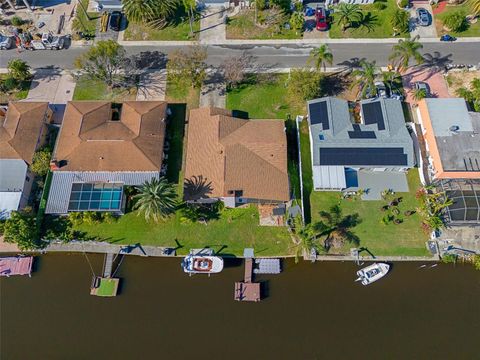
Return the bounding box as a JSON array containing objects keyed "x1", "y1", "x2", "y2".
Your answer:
[{"x1": 313, "y1": 166, "x2": 346, "y2": 190}]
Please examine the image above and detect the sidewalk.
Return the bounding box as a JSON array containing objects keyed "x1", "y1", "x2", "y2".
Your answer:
[{"x1": 25, "y1": 68, "x2": 76, "y2": 124}]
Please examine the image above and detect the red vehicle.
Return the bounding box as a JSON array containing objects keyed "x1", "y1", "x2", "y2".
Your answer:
[{"x1": 315, "y1": 5, "x2": 328, "y2": 31}]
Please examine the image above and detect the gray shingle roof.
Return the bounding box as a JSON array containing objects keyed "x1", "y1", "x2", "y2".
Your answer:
[{"x1": 307, "y1": 97, "x2": 414, "y2": 168}]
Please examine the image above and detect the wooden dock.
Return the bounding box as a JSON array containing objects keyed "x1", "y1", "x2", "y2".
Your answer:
[{"x1": 234, "y1": 254, "x2": 261, "y2": 302}]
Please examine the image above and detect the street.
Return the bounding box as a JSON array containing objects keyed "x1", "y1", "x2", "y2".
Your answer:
[{"x1": 1, "y1": 42, "x2": 479, "y2": 69}]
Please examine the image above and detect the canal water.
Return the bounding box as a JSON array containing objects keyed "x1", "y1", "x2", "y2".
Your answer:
[{"x1": 1, "y1": 254, "x2": 479, "y2": 359}]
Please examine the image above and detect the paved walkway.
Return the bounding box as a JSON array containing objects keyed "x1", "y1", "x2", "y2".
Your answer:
[
  {"x1": 136, "y1": 69, "x2": 167, "y2": 101},
  {"x1": 199, "y1": 69, "x2": 226, "y2": 107},
  {"x1": 199, "y1": 6, "x2": 226, "y2": 44},
  {"x1": 25, "y1": 68, "x2": 76, "y2": 124}
]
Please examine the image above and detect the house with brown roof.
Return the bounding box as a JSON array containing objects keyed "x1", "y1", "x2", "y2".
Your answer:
[
  {"x1": 0, "y1": 102, "x2": 52, "y2": 218},
  {"x1": 184, "y1": 108, "x2": 289, "y2": 207},
  {"x1": 45, "y1": 101, "x2": 168, "y2": 214}
]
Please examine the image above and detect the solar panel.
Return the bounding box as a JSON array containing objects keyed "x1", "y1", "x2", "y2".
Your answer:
[
  {"x1": 348, "y1": 124, "x2": 377, "y2": 139},
  {"x1": 309, "y1": 101, "x2": 329, "y2": 130},
  {"x1": 319, "y1": 147, "x2": 408, "y2": 166},
  {"x1": 362, "y1": 101, "x2": 385, "y2": 130},
  {"x1": 68, "y1": 182, "x2": 124, "y2": 212}
]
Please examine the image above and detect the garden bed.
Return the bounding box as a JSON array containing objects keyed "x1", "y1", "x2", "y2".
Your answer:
[{"x1": 0, "y1": 75, "x2": 31, "y2": 103}]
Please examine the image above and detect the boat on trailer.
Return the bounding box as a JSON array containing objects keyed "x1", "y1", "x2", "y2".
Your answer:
[
  {"x1": 356, "y1": 262, "x2": 390, "y2": 285},
  {"x1": 182, "y1": 254, "x2": 224, "y2": 274}
]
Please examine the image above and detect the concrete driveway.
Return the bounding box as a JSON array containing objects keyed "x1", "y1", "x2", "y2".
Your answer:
[
  {"x1": 25, "y1": 68, "x2": 76, "y2": 124},
  {"x1": 409, "y1": 4, "x2": 438, "y2": 39},
  {"x1": 402, "y1": 67, "x2": 450, "y2": 104}
]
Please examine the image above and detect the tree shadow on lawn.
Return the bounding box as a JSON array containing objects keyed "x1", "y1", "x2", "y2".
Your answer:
[{"x1": 322, "y1": 73, "x2": 352, "y2": 96}]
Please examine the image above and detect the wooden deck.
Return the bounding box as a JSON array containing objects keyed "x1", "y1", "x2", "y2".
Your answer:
[
  {"x1": 234, "y1": 257, "x2": 261, "y2": 302},
  {"x1": 234, "y1": 282, "x2": 260, "y2": 302}
]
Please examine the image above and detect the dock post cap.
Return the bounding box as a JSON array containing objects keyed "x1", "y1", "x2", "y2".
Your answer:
[{"x1": 243, "y1": 248, "x2": 255, "y2": 258}]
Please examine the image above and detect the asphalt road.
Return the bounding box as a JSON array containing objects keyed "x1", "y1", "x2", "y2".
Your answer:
[{"x1": 1, "y1": 43, "x2": 479, "y2": 70}]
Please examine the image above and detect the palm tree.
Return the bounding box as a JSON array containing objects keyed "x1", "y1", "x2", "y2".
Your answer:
[
  {"x1": 335, "y1": 3, "x2": 363, "y2": 32},
  {"x1": 7, "y1": 59, "x2": 31, "y2": 81},
  {"x1": 412, "y1": 88, "x2": 427, "y2": 101},
  {"x1": 122, "y1": 0, "x2": 177, "y2": 28},
  {"x1": 308, "y1": 44, "x2": 333, "y2": 72},
  {"x1": 290, "y1": 216, "x2": 324, "y2": 262},
  {"x1": 133, "y1": 177, "x2": 178, "y2": 222},
  {"x1": 351, "y1": 59, "x2": 379, "y2": 99},
  {"x1": 390, "y1": 8, "x2": 409, "y2": 35},
  {"x1": 389, "y1": 36, "x2": 424, "y2": 72},
  {"x1": 315, "y1": 205, "x2": 361, "y2": 250},
  {"x1": 382, "y1": 70, "x2": 401, "y2": 95},
  {"x1": 182, "y1": 0, "x2": 196, "y2": 36}
]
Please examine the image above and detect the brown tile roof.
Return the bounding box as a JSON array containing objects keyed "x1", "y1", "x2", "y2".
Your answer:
[
  {"x1": 0, "y1": 102, "x2": 49, "y2": 164},
  {"x1": 54, "y1": 101, "x2": 167, "y2": 171},
  {"x1": 184, "y1": 107, "x2": 289, "y2": 202}
]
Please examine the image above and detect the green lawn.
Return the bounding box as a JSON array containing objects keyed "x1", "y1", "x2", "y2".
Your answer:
[
  {"x1": 299, "y1": 119, "x2": 313, "y2": 223},
  {"x1": 76, "y1": 205, "x2": 293, "y2": 256},
  {"x1": 95, "y1": 278, "x2": 118, "y2": 296},
  {"x1": 72, "y1": 0, "x2": 99, "y2": 39},
  {"x1": 72, "y1": 76, "x2": 137, "y2": 101},
  {"x1": 226, "y1": 10, "x2": 302, "y2": 40},
  {"x1": 226, "y1": 73, "x2": 304, "y2": 203},
  {"x1": 165, "y1": 76, "x2": 200, "y2": 109},
  {"x1": 309, "y1": 170, "x2": 429, "y2": 256},
  {"x1": 329, "y1": 0, "x2": 409, "y2": 38},
  {"x1": 124, "y1": 11, "x2": 200, "y2": 41},
  {"x1": 435, "y1": 3, "x2": 480, "y2": 37}
]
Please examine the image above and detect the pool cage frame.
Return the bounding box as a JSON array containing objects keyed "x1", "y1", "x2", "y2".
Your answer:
[{"x1": 435, "y1": 179, "x2": 480, "y2": 225}]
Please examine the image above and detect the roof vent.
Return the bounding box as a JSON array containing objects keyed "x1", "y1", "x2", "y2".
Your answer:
[{"x1": 449, "y1": 125, "x2": 460, "y2": 133}]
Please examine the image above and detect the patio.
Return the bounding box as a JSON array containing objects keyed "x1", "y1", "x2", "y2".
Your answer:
[{"x1": 357, "y1": 170, "x2": 409, "y2": 200}]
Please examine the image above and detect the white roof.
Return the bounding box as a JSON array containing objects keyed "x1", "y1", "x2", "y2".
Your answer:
[
  {"x1": 0, "y1": 192, "x2": 22, "y2": 219},
  {"x1": 313, "y1": 166, "x2": 346, "y2": 190},
  {"x1": 0, "y1": 159, "x2": 27, "y2": 192}
]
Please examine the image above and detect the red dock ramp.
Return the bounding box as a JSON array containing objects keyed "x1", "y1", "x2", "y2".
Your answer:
[
  {"x1": 0, "y1": 256, "x2": 33, "y2": 277},
  {"x1": 234, "y1": 282, "x2": 261, "y2": 302}
]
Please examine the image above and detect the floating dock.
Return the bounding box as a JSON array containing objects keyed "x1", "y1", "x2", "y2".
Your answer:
[
  {"x1": 254, "y1": 258, "x2": 281, "y2": 274},
  {"x1": 90, "y1": 253, "x2": 120, "y2": 297},
  {"x1": 0, "y1": 256, "x2": 33, "y2": 277}
]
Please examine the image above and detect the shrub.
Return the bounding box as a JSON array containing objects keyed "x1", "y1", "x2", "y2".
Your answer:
[
  {"x1": 441, "y1": 253, "x2": 457, "y2": 264},
  {"x1": 374, "y1": 2, "x2": 387, "y2": 10},
  {"x1": 390, "y1": 8, "x2": 409, "y2": 33},
  {"x1": 102, "y1": 212, "x2": 118, "y2": 223},
  {"x1": 68, "y1": 212, "x2": 84, "y2": 226},
  {"x1": 442, "y1": 10, "x2": 467, "y2": 32},
  {"x1": 0, "y1": 219, "x2": 5, "y2": 235},
  {"x1": 3, "y1": 210, "x2": 40, "y2": 250},
  {"x1": 30, "y1": 147, "x2": 52, "y2": 176},
  {"x1": 398, "y1": 0, "x2": 409, "y2": 8},
  {"x1": 82, "y1": 211, "x2": 102, "y2": 225},
  {"x1": 0, "y1": 76, "x2": 18, "y2": 93},
  {"x1": 11, "y1": 16, "x2": 24, "y2": 27},
  {"x1": 473, "y1": 255, "x2": 480, "y2": 270},
  {"x1": 287, "y1": 68, "x2": 325, "y2": 106}
]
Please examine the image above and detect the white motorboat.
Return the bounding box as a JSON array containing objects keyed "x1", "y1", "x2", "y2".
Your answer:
[
  {"x1": 182, "y1": 254, "x2": 224, "y2": 274},
  {"x1": 355, "y1": 262, "x2": 390, "y2": 285}
]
